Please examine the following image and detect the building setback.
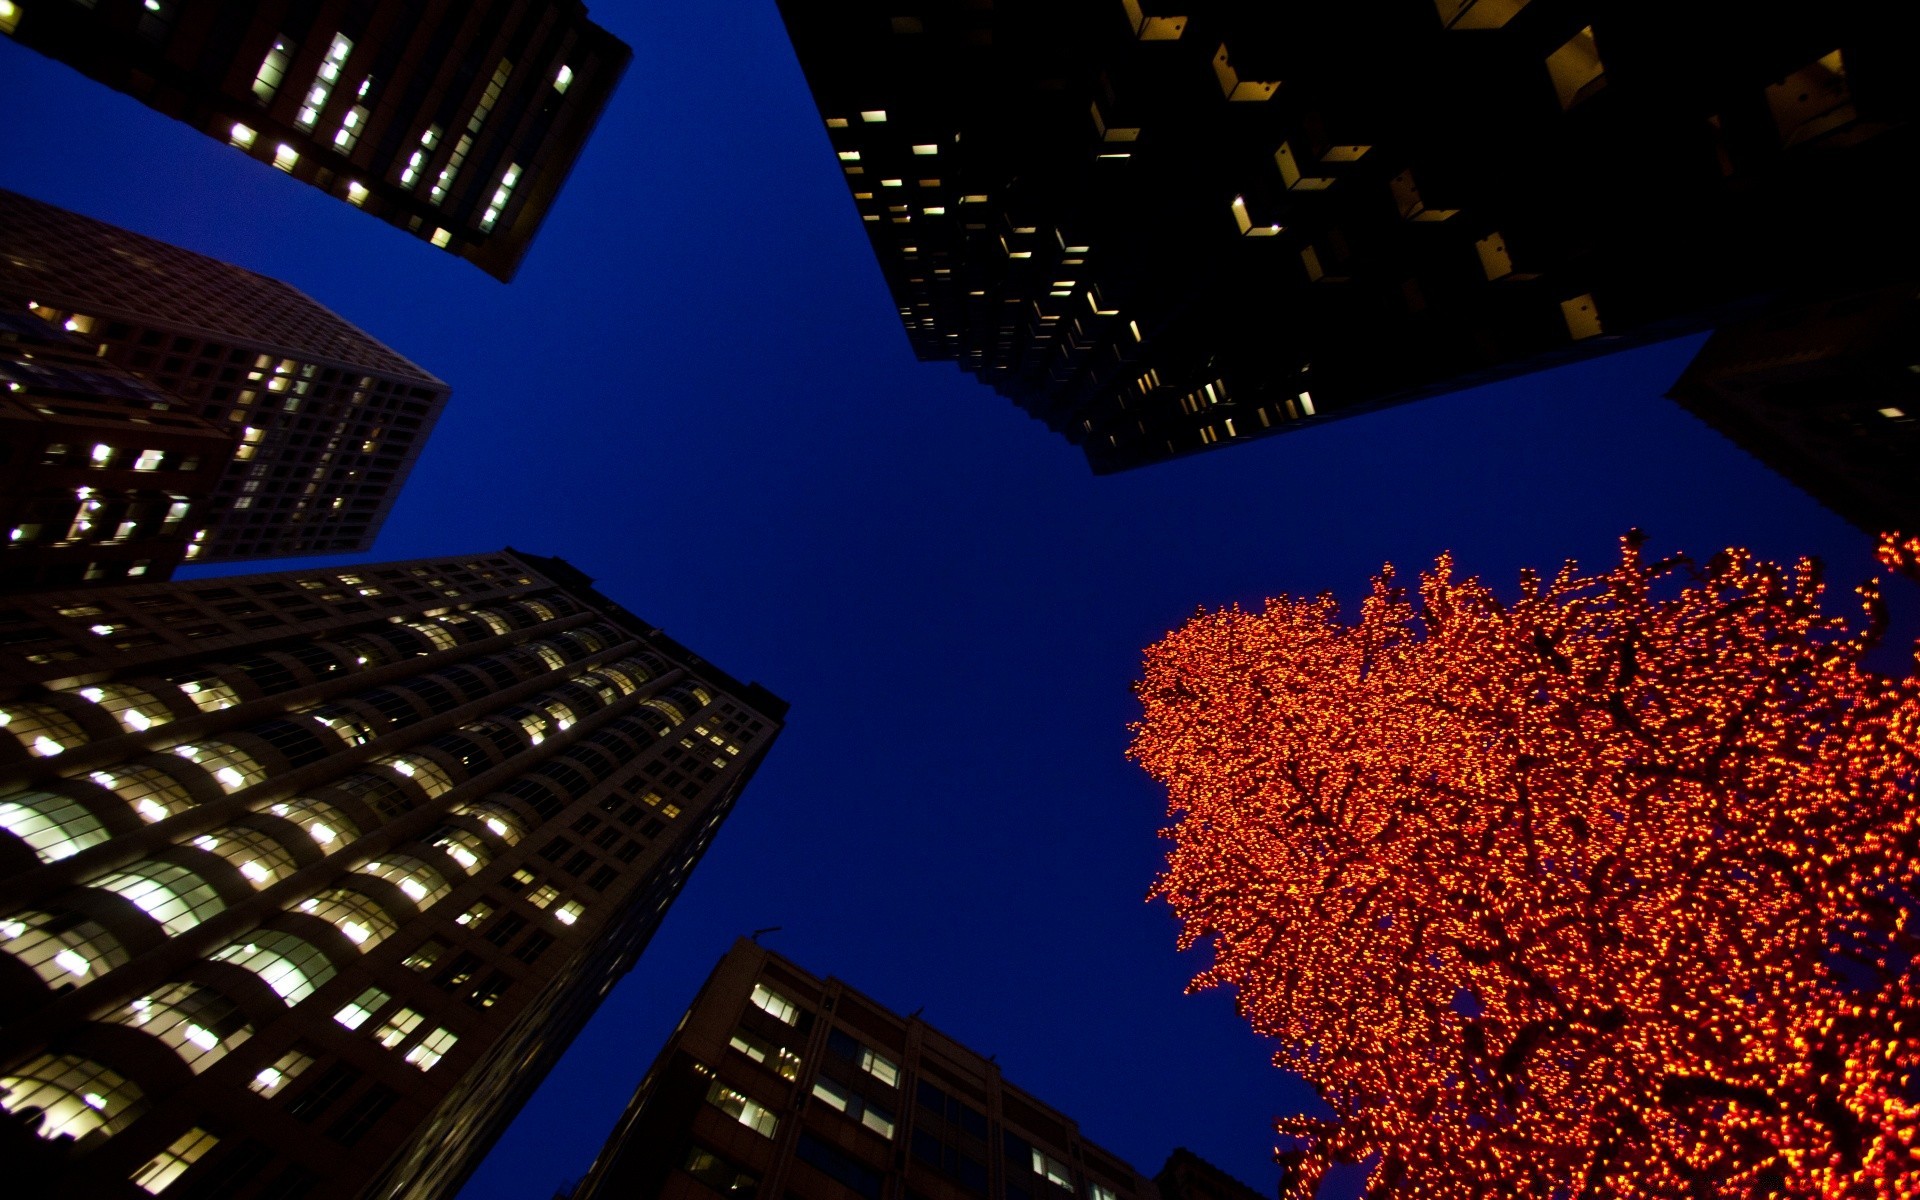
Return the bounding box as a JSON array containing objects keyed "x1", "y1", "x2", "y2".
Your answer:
[
  {"x1": 1, "y1": 189, "x2": 449, "y2": 576},
  {"x1": 775, "y1": 0, "x2": 1917, "y2": 472},
  {"x1": 0, "y1": 0, "x2": 629, "y2": 283},
  {"x1": 0, "y1": 549, "x2": 786, "y2": 1200},
  {"x1": 564, "y1": 940, "x2": 1160, "y2": 1200}
]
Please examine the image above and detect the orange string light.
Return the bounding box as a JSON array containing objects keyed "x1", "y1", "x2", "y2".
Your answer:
[{"x1": 1131, "y1": 533, "x2": 1920, "y2": 1198}]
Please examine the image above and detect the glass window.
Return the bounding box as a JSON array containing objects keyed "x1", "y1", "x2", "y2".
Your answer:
[
  {"x1": 748, "y1": 982, "x2": 799, "y2": 1025},
  {"x1": 403, "y1": 1027, "x2": 457, "y2": 1071},
  {"x1": 373, "y1": 1007, "x2": 423, "y2": 1048},
  {"x1": 379, "y1": 753, "x2": 456, "y2": 799},
  {"x1": 554, "y1": 900, "x2": 584, "y2": 926},
  {"x1": 0, "y1": 790, "x2": 110, "y2": 862},
  {"x1": 131, "y1": 1126, "x2": 218, "y2": 1194},
  {"x1": 209, "y1": 931, "x2": 336, "y2": 1004},
  {"x1": 89, "y1": 764, "x2": 195, "y2": 823},
  {"x1": 0, "y1": 909, "x2": 129, "y2": 990},
  {"x1": 190, "y1": 824, "x2": 299, "y2": 887},
  {"x1": 298, "y1": 887, "x2": 399, "y2": 948},
  {"x1": 0, "y1": 1054, "x2": 144, "y2": 1142},
  {"x1": 333, "y1": 986, "x2": 389, "y2": 1030},
  {"x1": 264, "y1": 797, "x2": 357, "y2": 849},
  {"x1": 70, "y1": 683, "x2": 171, "y2": 733},
  {"x1": 92, "y1": 861, "x2": 225, "y2": 934},
  {"x1": 683, "y1": 1145, "x2": 757, "y2": 1196},
  {"x1": 449, "y1": 799, "x2": 524, "y2": 844},
  {"x1": 812, "y1": 1076, "x2": 896, "y2": 1139},
  {"x1": 728, "y1": 1029, "x2": 801, "y2": 1080},
  {"x1": 170, "y1": 742, "x2": 265, "y2": 793},
  {"x1": 252, "y1": 37, "x2": 294, "y2": 102},
  {"x1": 0, "y1": 702, "x2": 87, "y2": 757},
  {"x1": 171, "y1": 675, "x2": 241, "y2": 713},
  {"x1": 353, "y1": 856, "x2": 449, "y2": 908},
  {"x1": 111, "y1": 982, "x2": 252, "y2": 1072},
  {"x1": 706, "y1": 1077, "x2": 778, "y2": 1136},
  {"x1": 428, "y1": 827, "x2": 489, "y2": 874},
  {"x1": 248, "y1": 1047, "x2": 313, "y2": 1097}
]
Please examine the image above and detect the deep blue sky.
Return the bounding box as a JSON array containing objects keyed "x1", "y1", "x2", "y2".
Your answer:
[{"x1": 0, "y1": 5, "x2": 1889, "y2": 1198}]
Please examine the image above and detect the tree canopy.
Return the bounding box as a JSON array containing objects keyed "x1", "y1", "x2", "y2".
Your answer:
[{"x1": 1131, "y1": 534, "x2": 1920, "y2": 1198}]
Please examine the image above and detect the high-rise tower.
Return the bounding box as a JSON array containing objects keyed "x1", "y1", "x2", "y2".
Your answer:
[
  {"x1": 564, "y1": 940, "x2": 1159, "y2": 1200},
  {"x1": 0, "y1": 0, "x2": 630, "y2": 282},
  {"x1": 0, "y1": 549, "x2": 786, "y2": 1199},
  {"x1": 777, "y1": 0, "x2": 1915, "y2": 472},
  {"x1": 1, "y1": 189, "x2": 450, "y2": 584}
]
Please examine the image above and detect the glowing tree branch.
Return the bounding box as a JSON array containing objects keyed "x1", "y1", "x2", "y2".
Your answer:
[{"x1": 1132, "y1": 533, "x2": 1919, "y2": 1198}]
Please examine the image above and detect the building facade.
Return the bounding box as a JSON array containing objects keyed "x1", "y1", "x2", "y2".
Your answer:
[
  {"x1": 564, "y1": 941, "x2": 1160, "y2": 1200},
  {"x1": 0, "y1": 549, "x2": 786, "y2": 1199},
  {"x1": 1, "y1": 189, "x2": 450, "y2": 579},
  {"x1": 777, "y1": 0, "x2": 1916, "y2": 472},
  {"x1": 1, "y1": 307, "x2": 238, "y2": 593},
  {"x1": 1667, "y1": 281, "x2": 1920, "y2": 536},
  {"x1": 0, "y1": 0, "x2": 629, "y2": 282}
]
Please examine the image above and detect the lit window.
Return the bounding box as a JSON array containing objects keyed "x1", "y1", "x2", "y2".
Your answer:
[
  {"x1": 248, "y1": 1048, "x2": 313, "y2": 1097},
  {"x1": 273, "y1": 143, "x2": 299, "y2": 171},
  {"x1": 90, "y1": 763, "x2": 193, "y2": 823},
  {"x1": 191, "y1": 825, "x2": 298, "y2": 887},
  {"x1": 706, "y1": 1080, "x2": 778, "y2": 1137},
  {"x1": 729, "y1": 1030, "x2": 802, "y2": 1080},
  {"x1": 0, "y1": 1055, "x2": 143, "y2": 1143},
  {"x1": 813, "y1": 1076, "x2": 897, "y2": 1138},
  {"x1": 0, "y1": 910, "x2": 129, "y2": 990},
  {"x1": 1091, "y1": 1185, "x2": 1119, "y2": 1200},
  {"x1": 860, "y1": 1047, "x2": 899, "y2": 1087},
  {"x1": 860, "y1": 109, "x2": 887, "y2": 122},
  {"x1": 403, "y1": 1026, "x2": 458, "y2": 1070},
  {"x1": 295, "y1": 33, "x2": 354, "y2": 128},
  {"x1": 373, "y1": 1007, "x2": 424, "y2": 1048},
  {"x1": 173, "y1": 675, "x2": 240, "y2": 713},
  {"x1": 0, "y1": 2, "x2": 18, "y2": 35},
  {"x1": 555, "y1": 900, "x2": 584, "y2": 926},
  {"x1": 399, "y1": 124, "x2": 440, "y2": 187},
  {"x1": 455, "y1": 900, "x2": 493, "y2": 927},
  {"x1": 379, "y1": 753, "x2": 455, "y2": 798},
  {"x1": 554, "y1": 63, "x2": 574, "y2": 93},
  {"x1": 299, "y1": 887, "x2": 399, "y2": 948},
  {"x1": 430, "y1": 827, "x2": 490, "y2": 874},
  {"x1": 71, "y1": 682, "x2": 168, "y2": 733},
  {"x1": 172, "y1": 741, "x2": 266, "y2": 793},
  {"x1": 1031, "y1": 1149, "x2": 1075, "y2": 1190},
  {"x1": 266, "y1": 796, "x2": 357, "y2": 847},
  {"x1": 210, "y1": 932, "x2": 336, "y2": 1004},
  {"x1": 912, "y1": 143, "x2": 938, "y2": 155},
  {"x1": 479, "y1": 162, "x2": 522, "y2": 231},
  {"x1": 111, "y1": 983, "x2": 251, "y2": 1072},
  {"x1": 92, "y1": 861, "x2": 225, "y2": 935},
  {"x1": 430, "y1": 227, "x2": 452, "y2": 247},
  {"x1": 0, "y1": 791, "x2": 110, "y2": 862},
  {"x1": 355, "y1": 856, "x2": 450, "y2": 907},
  {"x1": 346, "y1": 180, "x2": 369, "y2": 206},
  {"x1": 131, "y1": 1127, "x2": 219, "y2": 1194},
  {"x1": 251, "y1": 38, "x2": 293, "y2": 102},
  {"x1": 1546, "y1": 25, "x2": 1606, "y2": 109},
  {"x1": 749, "y1": 982, "x2": 799, "y2": 1025},
  {"x1": 1, "y1": 703, "x2": 85, "y2": 757},
  {"x1": 333, "y1": 986, "x2": 390, "y2": 1030}
]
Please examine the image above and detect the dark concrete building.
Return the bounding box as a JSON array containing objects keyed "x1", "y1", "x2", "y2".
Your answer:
[
  {"x1": 1153, "y1": 1148, "x2": 1266, "y2": 1200},
  {"x1": 0, "y1": 0, "x2": 629, "y2": 282},
  {"x1": 0, "y1": 549, "x2": 786, "y2": 1199},
  {"x1": 1668, "y1": 282, "x2": 1920, "y2": 536},
  {"x1": 563, "y1": 940, "x2": 1159, "y2": 1200},
  {"x1": 777, "y1": 0, "x2": 1916, "y2": 472},
  {"x1": 1, "y1": 189, "x2": 449, "y2": 580}
]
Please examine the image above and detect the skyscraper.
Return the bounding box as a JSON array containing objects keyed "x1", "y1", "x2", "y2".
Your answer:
[
  {"x1": 777, "y1": 0, "x2": 1916, "y2": 472},
  {"x1": 1, "y1": 189, "x2": 450, "y2": 580},
  {"x1": 0, "y1": 0, "x2": 629, "y2": 282},
  {"x1": 563, "y1": 939, "x2": 1160, "y2": 1200},
  {"x1": 0, "y1": 549, "x2": 786, "y2": 1199}
]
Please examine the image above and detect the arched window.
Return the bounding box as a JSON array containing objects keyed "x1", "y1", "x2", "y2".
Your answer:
[
  {"x1": 406, "y1": 621, "x2": 457, "y2": 650},
  {"x1": 597, "y1": 664, "x2": 641, "y2": 695},
  {"x1": 0, "y1": 910, "x2": 129, "y2": 990},
  {"x1": 169, "y1": 742, "x2": 266, "y2": 793},
  {"x1": 427, "y1": 827, "x2": 490, "y2": 874},
  {"x1": 262, "y1": 797, "x2": 358, "y2": 850},
  {"x1": 69, "y1": 683, "x2": 170, "y2": 733},
  {"x1": 91, "y1": 861, "x2": 226, "y2": 935},
  {"x1": 377, "y1": 754, "x2": 456, "y2": 800},
  {"x1": 449, "y1": 800, "x2": 525, "y2": 845},
  {"x1": 0, "y1": 702, "x2": 87, "y2": 757},
  {"x1": 308, "y1": 706, "x2": 375, "y2": 747},
  {"x1": 297, "y1": 887, "x2": 398, "y2": 948},
  {"x1": 640, "y1": 697, "x2": 686, "y2": 726},
  {"x1": 472, "y1": 608, "x2": 512, "y2": 635},
  {"x1": 0, "y1": 790, "x2": 110, "y2": 861},
  {"x1": 0, "y1": 1054, "x2": 144, "y2": 1142},
  {"x1": 520, "y1": 599, "x2": 557, "y2": 621},
  {"x1": 354, "y1": 856, "x2": 450, "y2": 908},
  {"x1": 189, "y1": 824, "x2": 300, "y2": 888},
  {"x1": 168, "y1": 674, "x2": 241, "y2": 714},
  {"x1": 532, "y1": 642, "x2": 567, "y2": 671},
  {"x1": 208, "y1": 931, "x2": 335, "y2": 1003},
  {"x1": 87, "y1": 763, "x2": 197, "y2": 824},
  {"x1": 109, "y1": 982, "x2": 252, "y2": 1072}
]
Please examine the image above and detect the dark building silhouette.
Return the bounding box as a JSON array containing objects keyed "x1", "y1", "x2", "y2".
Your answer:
[
  {"x1": 0, "y1": 550, "x2": 785, "y2": 1199},
  {"x1": 1153, "y1": 1148, "x2": 1266, "y2": 1200},
  {"x1": 1668, "y1": 282, "x2": 1920, "y2": 536},
  {"x1": 776, "y1": 0, "x2": 1916, "y2": 472},
  {"x1": 564, "y1": 940, "x2": 1160, "y2": 1200},
  {"x1": 0, "y1": 0, "x2": 629, "y2": 282},
  {"x1": 0, "y1": 189, "x2": 449, "y2": 583}
]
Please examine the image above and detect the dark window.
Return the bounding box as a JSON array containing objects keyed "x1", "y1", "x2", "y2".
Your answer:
[
  {"x1": 797, "y1": 1130, "x2": 883, "y2": 1200},
  {"x1": 467, "y1": 970, "x2": 512, "y2": 1009},
  {"x1": 327, "y1": 1085, "x2": 398, "y2": 1145},
  {"x1": 563, "y1": 850, "x2": 594, "y2": 876},
  {"x1": 683, "y1": 1144, "x2": 758, "y2": 1196},
  {"x1": 403, "y1": 938, "x2": 448, "y2": 972},
  {"x1": 513, "y1": 930, "x2": 555, "y2": 964},
  {"x1": 250, "y1": 719, "x2": 331, "y2": 767},
  {"x1": 435, "y1": 952, "x2": 482, "y2": 991},
  {"x1": 285, "y1": 1063, "x2": 360, "y2": 1120},
  {"x1": 911, "y1": 1130, "x2": 987, "y2": 1194},
  {"x1": 483, "y1": 913, "x2": 527, "y2": 946},
  {"x1": 917, "y1": 1080, "x2": 989, "y2": 1139},
  {"x1": 586, "y1": 866, "x2": 618, "y2": 891},
  {"x1": 592, "y1": 827, "x2": 620, "y2": 850},
  {"x1": 537, "y1": 836, "x2": 571, "y2": 862},
  {"x1": 617, "y1": 840, "x2": 643, "y2": 863},
  {"x1": 570, "y1": 814, "x2": 601, "y2": 835}
]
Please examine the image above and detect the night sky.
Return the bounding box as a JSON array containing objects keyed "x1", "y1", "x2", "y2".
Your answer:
[{"x1": 0, "y1": 5, "x2": 1893, "y2": 1198}]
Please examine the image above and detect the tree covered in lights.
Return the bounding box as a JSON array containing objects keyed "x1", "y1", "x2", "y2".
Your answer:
[{"x1": 1130, "y1": 533, "x2": 1920, "y2": 1199}]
